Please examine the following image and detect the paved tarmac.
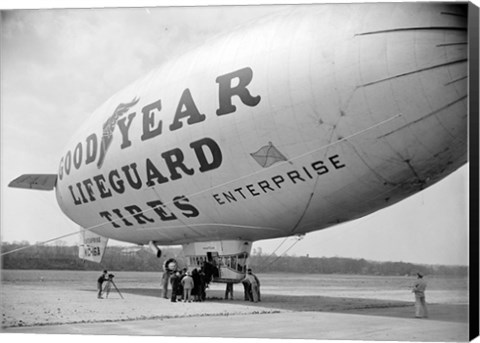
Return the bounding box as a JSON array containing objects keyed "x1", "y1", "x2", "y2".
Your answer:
[{"x1": 4, "y1": 303, "x2": 468, "y2": 341}]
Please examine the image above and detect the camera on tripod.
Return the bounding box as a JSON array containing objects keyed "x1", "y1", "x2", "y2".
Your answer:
[{"x1": 103, "y1": 274, "x2": 123, "y2": 299}]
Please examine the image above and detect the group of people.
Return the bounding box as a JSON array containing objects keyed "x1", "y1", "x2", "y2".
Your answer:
[
  {"x1": 165, "y1": 268, "x2": 209, "y2": 302},
  {"x1": 224, "y1": 268, "x2": 261, "y2": 302},
  {"x1": 161, "y1": 264, "x2": 262, "y2": 303}
]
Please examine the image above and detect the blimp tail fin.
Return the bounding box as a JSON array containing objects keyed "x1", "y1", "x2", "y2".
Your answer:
[
  {"x1": 78, "y1": 228, "x2": 109, "y2": 263},
  {"x1": 8, "y1": 174, "x2": 57, "y2": 191}
]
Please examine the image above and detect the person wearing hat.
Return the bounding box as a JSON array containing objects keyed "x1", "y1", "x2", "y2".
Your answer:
[
  {"x1": 181, "y1": 271, "x2": 195, "y2": 302},
  {"x1": 170, "y1": 271, "x2": 181, "y2": 302},
  {"x1": 243, "y1": 268, "x2": 259, "y2": 303},
  {"x1": 412, "y1": 272, "x2": 428, "y2": 318},
  {"x1": 97, "y1": 270, "x2": 108, "y2": 299},
  {"x1": 161, "y1": 258, "x2": 176, "y2": 299},
  {"x1": 251, "y1": 269, "x2": 261, "y2": 302}
]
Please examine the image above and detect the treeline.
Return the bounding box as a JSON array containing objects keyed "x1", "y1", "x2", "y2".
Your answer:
[
  {"x1": 0, "y1": 242, "x2": 468, "y2": 277},
  {"x1": 1, "y1": 242, "x2": 182, "y2": 272},
  {"x1": 248, "y1": 255, "x2": 468, "y2": 277}
]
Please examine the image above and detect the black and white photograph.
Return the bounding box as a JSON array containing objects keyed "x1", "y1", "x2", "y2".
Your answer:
[{"x1": 1, "y1": 1, "x2": 476, "y2": 342}]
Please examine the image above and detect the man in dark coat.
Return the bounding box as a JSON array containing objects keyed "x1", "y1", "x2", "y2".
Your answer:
[
  {"x1": 199, "y1": 269, "x2": 207, "y2": 301},
  {"x1": 192, "y1": 269, "x2": 201, "y2": 301},
  {"x1": 243, "y1": 269, "x2": 259, "y2": 302},
  {"x1": 251, "y1": 270, "x2": 261, "y2": 301},
  {"x1": 242, "y1": 278, "x2": 252, "y2": 301},
  {"x1": 225, "y1": 282, "x2": 234, "y2": 300},
  {"x1": 97, "y1": 270, "x2": 108, "y2": 299},
  {"x1": 170, "y1": 272, "x2": 181, "y2": 302}
]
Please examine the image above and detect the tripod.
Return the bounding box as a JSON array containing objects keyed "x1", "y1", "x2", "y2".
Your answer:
[{"x1": 103, "y1": 277, "x2": 124, "y2": 299}]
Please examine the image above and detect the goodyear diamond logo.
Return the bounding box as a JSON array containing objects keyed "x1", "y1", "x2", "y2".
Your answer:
[{"x1": 250, "y1": 141, "x2": 288, "y2": 168}]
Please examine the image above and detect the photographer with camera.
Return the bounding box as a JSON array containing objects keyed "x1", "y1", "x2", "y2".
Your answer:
[
  {"x1": 97, "y1": 270, "x2": 108, "y2": 299},
  {"x1": 102, "y1": 272, "x2": 124, "y2": 299}
]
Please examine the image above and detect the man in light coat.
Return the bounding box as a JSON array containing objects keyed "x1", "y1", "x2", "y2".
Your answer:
[
  {"x1": 181, "y1": 271, "x2": 195, "y2": 302},
  {"x1": 412, "y1": 272, "x2": 428, "y2": 318}
]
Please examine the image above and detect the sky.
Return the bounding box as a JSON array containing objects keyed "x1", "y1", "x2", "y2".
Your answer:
[{"x1": 0, "y1": 2, "x2": 473, "y2": 267}]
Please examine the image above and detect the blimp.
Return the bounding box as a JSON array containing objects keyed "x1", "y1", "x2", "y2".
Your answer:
[{"x1": 9, "y1": 3, "x2": 468, "y2": 282}]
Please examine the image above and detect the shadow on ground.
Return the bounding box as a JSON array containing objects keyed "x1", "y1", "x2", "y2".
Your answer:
[{"x1": 92, "y1": 287, "x2": 468, "y2": 324}]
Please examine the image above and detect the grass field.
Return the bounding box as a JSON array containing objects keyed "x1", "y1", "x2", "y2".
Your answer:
[{"x1": 1, "y1": 269, "x2": 468, "y2": 305}]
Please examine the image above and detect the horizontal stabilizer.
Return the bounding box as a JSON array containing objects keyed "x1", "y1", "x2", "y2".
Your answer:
[
  {"x1": 79, "y1": 228, "x2": 109, "y2": 263},
  {"x1": 8, "y1": 174, "x2": 57, "y2": 190}
]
